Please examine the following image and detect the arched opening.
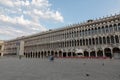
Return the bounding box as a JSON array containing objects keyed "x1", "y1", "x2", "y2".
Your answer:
[
  {"x1": 99, "y1": 37, "x2": 102, "y2": 44},
  {"x1": 41, "y1": 51, "x2": 43, "y2": 58},
  {"x1": 30, "y1": 52, "x2": 32, "y2": 58},
  {"x1": 0, "y1": 53, "x2": 1, "y2": 56},
  {"x1": 77, "y1": 40, "x2": 79, "y2": 46},
  {"x1": 55, "y1": 52, "x2": 58, "y2": 57},
  {"x1": 38, "y1": 52, "x2": 40, "y2": 58},
  {"x1": 113, "y1": 24, "x2": 117, "y2": 31},
  {"x1": 51, "y1": 51, "x2": 54, "y2": 56},
  {"x1": 115, "y1": 35, "x2": 119, "y2": 43},
  {"x1": 103, "y1": 37, "x2": 106, "y2": 44},
  {"x1": 92, "y1": 38, "x2": 95, "y2": 45},
  {"x1": 89, "y1": 38, "x2": 92, "y2": 45},
  {"x1": 96, "y1": 37, "x2": 98, "y2": 45},
  {"x1": 97, "y1": 50, "x2": 103, "y2": 57},
  {"x1": 104, "y1": 48, "x2": 112, "y2": 58},
  {"x1": 73, "y1": 52, "x2": 76, "y2": 57},
  {"x1": 63, "y1": 52, "x2": 67, "y2": 57},
  {"x1": 44, "y1": 51, "x2": 47, "y2": 57},
  {"x1": 86, "y1": 39, "x2": 88, "y2": 45},
  {"x1": 110, "y1": 36, "x2": 115, "y2": 43},
  {"x1": 107, "y1": 36, "x2": 110, "y2": 44},
  {"x1": 90, "y1": 51, "x2": 96, "y2": 57},
  {"x1": 28, "y1": 53, "x2": 30, "y2": 58},
  {"x1": 68, "y1": 52, "x2": 71, "y2": 57},
  {"x1": 59, "y1": 51, "x2": 62, "y2": 57},
  {"x1": 83, "y1": 39, "x2": 85, "y2": 46},
  {"x1": 113, "y1": 47, "x2": 120, "y2": 59},
  {"x1": 84, "y1": 51, "x2": 89, "y2": 57},
  {"x1": 48, "y1": 51, "x2": 50, "y2": 56}
]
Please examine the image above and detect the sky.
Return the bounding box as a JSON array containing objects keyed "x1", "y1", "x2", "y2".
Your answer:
[{"x1": 0, "y1": 0, "x2": 120, "y2": 40}]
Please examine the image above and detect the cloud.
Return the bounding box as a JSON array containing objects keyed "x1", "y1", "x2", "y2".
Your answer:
[{"x1": 0, "y1": 0, "x2": 64, "y2": 40}]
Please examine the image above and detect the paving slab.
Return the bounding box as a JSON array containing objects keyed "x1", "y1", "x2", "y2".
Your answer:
[{"x1": 0, "y1": 57, "x2": 120, "y2": 80}]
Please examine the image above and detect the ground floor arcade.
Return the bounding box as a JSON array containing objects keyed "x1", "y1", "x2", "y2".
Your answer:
[{"x1": 24, "y1": 47, "x2": 120, "y2": 59}]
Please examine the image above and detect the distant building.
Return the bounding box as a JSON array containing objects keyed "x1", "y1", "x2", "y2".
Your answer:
[
  {"x1": 0, "y1": 40, "x2": 4, "y2": 56},
  {"x1": 3, "y1": 14, "x2": 120, "y2": 59}
]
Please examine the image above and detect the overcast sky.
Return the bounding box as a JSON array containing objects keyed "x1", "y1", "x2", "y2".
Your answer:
[{"x1": 0, "y1": 0, "x2": 120, "y2": 40}]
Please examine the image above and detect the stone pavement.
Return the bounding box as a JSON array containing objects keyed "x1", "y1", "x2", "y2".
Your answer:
[{"x1": 0, "y1": 57, "x2": 120, "y2": 80}]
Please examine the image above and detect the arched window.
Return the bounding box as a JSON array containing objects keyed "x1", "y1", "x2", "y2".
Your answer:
[
  {"x1": 86, "y1": 39, "x2": 88, "y2": 45},
  {"x1": 95, "y1": 28, "x2": 97, "y2": 34},
  {"x1": 80, "y1": 39, "x2": 82, "y2": 46},
  {"x1": 77, "y1": 40, "x2": 79, "y2": 46},
  {"x1": 105, "y1": 25, "x2": 109, "y2": 33},
  {"x1": 103, "y1": 37, "x2": 106, "y2": 44},
  {"x1": 92, "y1": 38, "x2": 95, "y2": 45},
  {"x1": 115, "y1": 35, "x2": 119, "y2": 43},
  {"x1": 89, "y1": 38, "x2": 92, "y2": 45},
  {"x1": 111, "y1": 36, "x2": 114, "y2": 43},
  {"x1": 74, "y1": 40, "x2": 77, "y2": 46},
  {"x1": 114, "y1": 24, "x2": 117, "y2": 31},
  {"x1": 91, "y1": 28, "x2": 94, "y2": 35},
  {"x1": 85, "y1": 29, "x2": 87, "y2": 36},
  {"x1": 99, "y1": 37, "x2": 102, "y2": 44},
  {"x1": 96, "y1": 38, "x2": 98, "y2": 45},
  {"x1": 107, "y1": 36, "x2": 110, "y2": 44},
  {"x1": 98, "y1": 27, "x2": 101, "y2": 34},
  {"x1": 102, "y1": 26, "x2": 105, "y2": 33},
  {"x1": 83, "y1": 39, "x2": 85, "y2": 45},
  {"x1": 88, "y1": 29, "x2": 90, "y2": 35},
  {"x1": 109, "y1": 25, "x2": 113, "y2": 32}
]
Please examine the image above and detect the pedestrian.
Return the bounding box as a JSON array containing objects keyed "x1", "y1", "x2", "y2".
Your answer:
[{"x1": 49, "y1": 55, "x2": 54, "y2": 61}]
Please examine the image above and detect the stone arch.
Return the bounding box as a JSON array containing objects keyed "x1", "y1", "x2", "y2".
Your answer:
[
  {"x1": 51, "y1": 51, "x2": 54, "y2": 56},
  {"x1": 95, "y1": 37, "x2": 99, "y2": 45},
  {"x1": 97, "y1": 50, "x2": 103, "y2": 57},
  {"x1": 41, "y1": 51, "x2": 43, "y2": 58},
  {"x1": 99, "y1": 37, "x2": 102, "y2": 44},
  {"x1": 30, "y1": 52, "x2": 32, "y2": 58},
  {"x1": 38, "y1": 52, "x2": 40, "y2": 58},
  {"x1": 35, "y1": 52, "x2": 37, "y2": 58},
  {"x1": 105, "y1": 25, "x2": 109, "y2": 33},
  {"x1": 59, "y1": 51, "x2": 62, "y2": 57},
  {"x1": 48, "y1": 51, "x2": 50, "y2": 56},
  {"x1": 110, "y1": 35, "x2": 115, "y2": 43},
  {"x1": 63, "y1": 52, "x2": 67, "y2": 57},
  {"x1": 83, "y1": 39, "x2": 85, "y2": 46},
  {"x1": 86, "y1": 39, "x2": 88, "y2": 45},
  {"x1": 77, "y1": 40, "x2": 79, "y2": 46},
  {"x1": 90, "y1": 51, "x2": 96, "y2": 57},
  {"x1": 92, "y1": 38, "x2": 95, "y2": 45},
  {"x1": 104, "y1": 48, "x2": 112, "y2": 58},
  {"x1": 115, "y1": 35, "x2": 119, "y2": 43},
  {"x1": 68, "y1": 52, "x2": 72, "y2": 57},
  {"x1": 44, "y1": 51, "x2": 47, "y2": 57},
  {"x1": 103, "y1": 36, "x2": 106, "y2": 44},
  {"x1": 112, "y1": 47, "x2": 120, "y2": 59},
  {"x1": 55, "y1": 51, "x2": 58, "y2": 57},
  {"x1": 98, "y1": 27, "x2": 101, "y2": 33},
  {"x1": 107, "y1": 36, "x2": 110, "y2": 44},
  {"x1": 84, "y1": 51, "x2": 89, "y2": 57},
  {"x1": 89, "y1": 38, "x2": 92, "y2": 45}
]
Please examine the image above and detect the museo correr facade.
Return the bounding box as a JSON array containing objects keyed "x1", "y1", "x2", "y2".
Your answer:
[{"x1": 3, "y1": 14, "x2": 120, "y2": 59}]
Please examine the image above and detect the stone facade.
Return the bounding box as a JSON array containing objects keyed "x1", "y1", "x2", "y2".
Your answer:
[
  {"x1": 0, "y1": 40, "x2": 4, "y2": 56},
  {"x1": 3, "y1": 14, "x2": 120, "y2": 59}
]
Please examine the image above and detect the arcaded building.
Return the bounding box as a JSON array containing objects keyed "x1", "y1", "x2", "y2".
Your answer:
[{"x1": 3, "y1": 14, "x2": 120, "y2": 59}]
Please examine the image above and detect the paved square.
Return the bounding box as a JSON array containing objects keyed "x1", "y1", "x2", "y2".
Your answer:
[{"x1": 0, "y1": 57, "x2": 120, "y2": 80}]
